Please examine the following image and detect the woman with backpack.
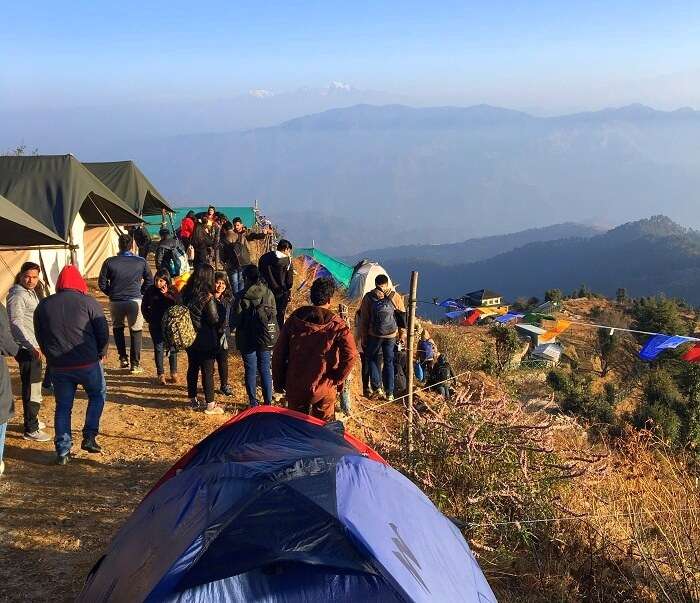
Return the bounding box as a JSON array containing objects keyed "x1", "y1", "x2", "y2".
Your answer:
[
  {"x1": 192, "y1": 221, "x2": 216, "y2": 268},
  {"x1": 213, "y1": 271, "x2": 233, "y2": 396},
  {"x1": 181, "y1": 264, "x2": 224, "y2": 415},
  {"x1": 230, "y1": 265, "x2": 277, "y2": 407},
  {"x1": 142, "y1": 269, "x2": 180, "y2": 386}
]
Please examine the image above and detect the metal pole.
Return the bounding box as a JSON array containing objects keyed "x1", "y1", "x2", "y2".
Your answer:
[{"x1": 406, "y1": 270, "x2": 419, "y2": 455}]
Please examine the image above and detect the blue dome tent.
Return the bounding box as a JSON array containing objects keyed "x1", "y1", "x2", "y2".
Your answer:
[{"x1": 78, "y1": 407, "x2": 496, "y2": 602}]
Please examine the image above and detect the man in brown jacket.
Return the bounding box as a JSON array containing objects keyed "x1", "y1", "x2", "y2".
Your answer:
[
  {"x1": 357, "y1": 274, "x2": 406, "y2": 401},
  {"x1": 272, "y1": 277, "x2": 357, "y2": 421}
]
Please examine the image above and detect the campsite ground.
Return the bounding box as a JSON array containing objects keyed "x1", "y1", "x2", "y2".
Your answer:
[{"x1": 0, "y1": 282, "x2": 390, "y2": 603}]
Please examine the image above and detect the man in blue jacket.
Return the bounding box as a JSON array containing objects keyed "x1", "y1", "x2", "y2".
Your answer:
[
  {"x1": 98, "y1": 233, "x2": 153, "y2": 373},
  {"x1": 35, "y1": 266, "x2": 110, "y2": 465}
]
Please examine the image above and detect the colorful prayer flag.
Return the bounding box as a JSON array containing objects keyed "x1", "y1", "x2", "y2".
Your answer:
[
  {"x1": 541, "y1": 320, "x2": 571, "y2": 342},
  {"x1": 639, "y1": 334, "x2": 693, "y2": 361},
  {"x1": 682, "y1": 344, "x2": 700, "y2": 363}
]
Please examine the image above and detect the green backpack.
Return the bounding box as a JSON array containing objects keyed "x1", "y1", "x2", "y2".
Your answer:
[{"x1": 161, "y1": 305, "x2": 196, "y2": 351}]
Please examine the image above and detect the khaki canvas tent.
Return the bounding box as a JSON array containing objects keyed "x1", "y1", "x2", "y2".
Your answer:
[
  {"x1": 0, "y1": 155, "x2": 142, "y2": 298},
  {"x1": 84, "y1": 160, "x2": 173, "y2": 216}
]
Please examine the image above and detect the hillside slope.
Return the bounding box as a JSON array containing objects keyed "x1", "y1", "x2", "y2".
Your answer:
[
  {"x1": 350, "y1": 222, "x2": 602, "y2": 265},
  {"x1": 383, "y1": 216, "x2": 700, "y2": 314}
]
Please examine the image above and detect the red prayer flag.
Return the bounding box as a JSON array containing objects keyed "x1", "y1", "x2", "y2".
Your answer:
[
  {"x1": 463, "y1": 309, "x2": 482, "y2": 326},
  {"x1": 682, "y1": 344, "x2": 700, "y2": 363}
]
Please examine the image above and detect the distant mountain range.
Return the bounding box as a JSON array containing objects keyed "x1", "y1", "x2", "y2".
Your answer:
[
  {"x1": 94, "y1": 101, "x2": 700, "y2": 253},
  {"x1": 377, "y1": 216, "x2": 700, "y2": 317},
  {"x1": 349, "y1": 222, "x2": 603, "y2": 265}
]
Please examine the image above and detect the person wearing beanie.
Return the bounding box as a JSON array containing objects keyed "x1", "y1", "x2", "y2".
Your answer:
[{"x1": 35, "y1": 265, "x2": 109, "y2": 465}]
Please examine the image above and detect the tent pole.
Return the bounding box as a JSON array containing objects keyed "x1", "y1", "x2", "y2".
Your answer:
[{"x1": 406, "y1": 270, "x2": 419, "y2": 456}]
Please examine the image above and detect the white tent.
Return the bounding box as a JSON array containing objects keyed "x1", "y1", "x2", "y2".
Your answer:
[{"x1": 347, "y1": 261, "x2": 393, "y2": 301}]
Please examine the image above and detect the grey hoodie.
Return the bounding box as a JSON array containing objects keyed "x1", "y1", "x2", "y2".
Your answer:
[{"x1": 6, "y1": 283, "x2": 39, "y2": 350}]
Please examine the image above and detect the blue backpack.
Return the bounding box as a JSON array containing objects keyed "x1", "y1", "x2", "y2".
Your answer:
[{"x1": 371, "y1": 293, "x2": 398, "y2": 336}]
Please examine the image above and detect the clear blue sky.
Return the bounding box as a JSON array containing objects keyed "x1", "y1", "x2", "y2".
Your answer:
[{"x1": 3, "y1": 0, "x2": 700, "y2": 111}]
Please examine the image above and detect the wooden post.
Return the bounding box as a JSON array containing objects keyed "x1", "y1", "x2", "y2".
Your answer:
[{"x1": 406, "y1": 270, "x2": 419, "y2": 455}]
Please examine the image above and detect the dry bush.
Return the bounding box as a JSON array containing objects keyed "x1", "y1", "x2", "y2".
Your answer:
[{"x1": 431, "y1": 324, "x2": 487, "y2": 375}]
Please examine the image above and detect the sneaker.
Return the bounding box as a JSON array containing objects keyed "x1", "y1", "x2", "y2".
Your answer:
[
  {"x1": 219, "y1": 385, "x2": 233, "y2": 396},
  {"x1": 204, "y1": 403, "x2": 224, "y2": 415},
  {"x1": 38, "y1": 420, "x2": 46, "y2": 430},
  {"x1": 56, "y1": 455, "x2": 70, "y2": 466},
  {"x1": 157, "y1": 374, "x2": 167, "y2": 385},
  {"x1": 130, "y1": 365, "x2": 144, "y2": 375},
  {"x1": 119, "y1": 358, "x2": 130, "y2": 369},
  {"x1": 387, "y1": 394, "x2": 395, "y2": 402},
  {"x1": 372, "y1": 388, "x2": 386, "y2": 401},
  {"x1": 189, "y1": 398, "x2": 204, "y2": 410},
  {"x1": 23, "y1": 430, "x2": 52, "y2": 442}
]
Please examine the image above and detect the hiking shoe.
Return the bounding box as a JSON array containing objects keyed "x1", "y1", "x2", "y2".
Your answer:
[
  {"x1": 23, "y1": 430, "x2": 51, "y2": 442},
  {"x1": 372, "y1": 388, "x2": 387, "y2": 401},
  {"x1": 157, "y1": 374, "x2": 167, "y2": 385},
  {"x1": 219, "y1": 385, "x2": 233, "y2": 396},
  {"x1": 56, "y1": 455, "x2": 70, "y2": 466},
  {"x1": 130, "y1": 365, "x2": 144, "y2": 375},
  {"x1": 119, "y1": 358, "x2": 130, "y2": 369},
  {"x1": 81, "y1": 437, "x2": 102, "y2": 454},
  {"x1": 204, "y1": 403, "x2": 224, "y2": 415},
  {"x1": 363, "y1": 388, "x2": 373, "y2": 398}
]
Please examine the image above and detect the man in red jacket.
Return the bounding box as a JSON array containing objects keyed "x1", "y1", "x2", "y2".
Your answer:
[{"x1": 272, "y1": 277, "x2": 357, "y2": 421}]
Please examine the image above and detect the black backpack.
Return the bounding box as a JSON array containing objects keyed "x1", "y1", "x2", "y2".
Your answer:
[
  {"x1": 371, "y1": 292, "x2": 398, "y2": 336},
  {"x1": 244, "y1": 296, "x2": 278, "y2": 350}
]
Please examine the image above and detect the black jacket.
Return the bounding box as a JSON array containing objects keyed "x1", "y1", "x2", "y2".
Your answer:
[
  {"x1": 220, "y1": 229, "x2": 267, "y2": 271},
  {"x1": 230, "y1": 281, "x2": 277, "y2": 353},
  {"x1": 142, "y1": 286, "x2": 179, "y2": 332},
  {"x1": 35, "y1": 290, "x2": 109, "y2": 369},
  {"x1": 184, "y1": 292, "x2": 220, "y2": 353},
  {"x1": 258, "y1": 251, "x2": 293, "y2": 298},
  {"x1": 154, "y1": 237, "x2": 179, "y2": 272},
  {"x1": 0, "y1": 304, "x2": 19, "y2": 424},
  {"x1": 98, "y1": 253, "x2": 153, "y2": 301},
  {"x1": 192, "y1": 226, "x2": 216, "y2": 267}
]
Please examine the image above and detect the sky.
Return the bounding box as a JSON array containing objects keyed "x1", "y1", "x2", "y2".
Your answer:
[{"x1": 3, "y1": 0, "x2": 700, "y2": 114}]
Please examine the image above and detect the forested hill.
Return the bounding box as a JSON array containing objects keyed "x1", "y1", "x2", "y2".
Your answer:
[
  {"x1": 350, "y1": 222, "x2": 602, "y2": 265},
  {"x1": 381, "y1": 216, "x2": 700, "y2": 309}
]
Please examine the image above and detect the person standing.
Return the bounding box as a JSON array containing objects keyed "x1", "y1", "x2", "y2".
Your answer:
[
  {"x1": 192, "y1": 221, "x2": 217, "y2": 268},
  {"x1": 220, "y1": 217, "x2": 271, "y2": 294},
  {"x1": 142, "y1": 269, "x2": 180, "y2": 385},
  {"x1": 181, "y1": 264, "x2": 224, "y2": 415},
  {"x1": 154, "y1": 228, "x2": 180, "y2": 276},
  {"x1": 272, "y1": 277, "x2": 357, "y2": 421},
  {"x1": 35, "y1": 266, "x2": 109, "y2": 465},
  {"x1": 258, "y1": 239, "x2": 294, "y2": 328},
  {"x1": 98, "y1": 233, "x2": 153, "y2": 373},
  {"x1": 6, "y1": 262, "x2": 51, "y2": 442},
  {"x1": 213, "y1": 271, "x2": 233, "y2": 396},
  {"x1": 358, "y1": 274, "x2": 406, "y2": 402},
  {"x1": 179, "y1": 210, "x2": 196, "y2": 250},
  {"x1": 0, "y1": 302, "x2": 19, "y2": 475},
  {"x1": 230, "y1": 265, "x2": 277, "y2": 407}
]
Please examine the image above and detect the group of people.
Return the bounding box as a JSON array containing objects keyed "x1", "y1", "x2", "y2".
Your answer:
[{"x1": 0, "y1": 208, "x2": 454, "y2": 473}]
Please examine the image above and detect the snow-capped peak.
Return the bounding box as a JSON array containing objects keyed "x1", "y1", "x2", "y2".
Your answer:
[{"x1": 249, "y1": 89, "x2": 275, "y2": 99}]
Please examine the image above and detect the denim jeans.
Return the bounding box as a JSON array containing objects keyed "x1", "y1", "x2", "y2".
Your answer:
[
  {"x1": 366, "y1": 336, "x2": 396, "y2": 395},
  {"x1": 229, "y1": 270, "x2": 245, "y2": 294},
  {"x1": 0, "y1": 421, "x2": 7, "y2": 464},
  {"x1": 52, "y1": 362, "x2": 106, "y2": 457},
  {"x1": 151, "y1": 326, "x2": 178, "y2": 375},
  {"x1": 241, "y1": 350, "x2": 273, "y2": 406}
]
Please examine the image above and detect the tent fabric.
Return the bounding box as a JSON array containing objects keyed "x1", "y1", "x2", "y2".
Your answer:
[
  {"x1": 148, "y1": 206, "x2": 256, "y2": 235},
  {"x1": 0, "y1": 193, "x2": 67, "y2": 247},
  {"x1": 294, "y1": 248, "x2": 354, "y2": 288},
  {"x1": 0, "y1": 155, "x2": 142, "y2": 240},
  {"x1": 347, "y1": 261, "x2": 393, "y2": 300},
  {"x1": 79, "y1": 406, "x2": 496, "y2": 603},
  {"x1": 85, "y1": 161, "x2": 173, "y2": 216},
  {"x1": 639, "y1": 334, "x2": 693, "y2": 361},
  {"x1": 82, "y1": 226, "x2": 119, "y2": 279}
]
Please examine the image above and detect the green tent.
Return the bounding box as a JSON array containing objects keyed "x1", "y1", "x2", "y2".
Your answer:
[
  {"x1": 85, "y1": 161, "x2": 173, "y2": 216},
  {"x1": 294, "y1": 247, "x2": 354, "y2": 288},
  {"x1": 148, "y1": 206, "x2": 256, "y2": 235},
  {"x1": 0, "y1": 193, "x2": 67, "y2": 247},
  {"x1": 0, "y1": 155, "x2": 142, "y2": 239}
]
